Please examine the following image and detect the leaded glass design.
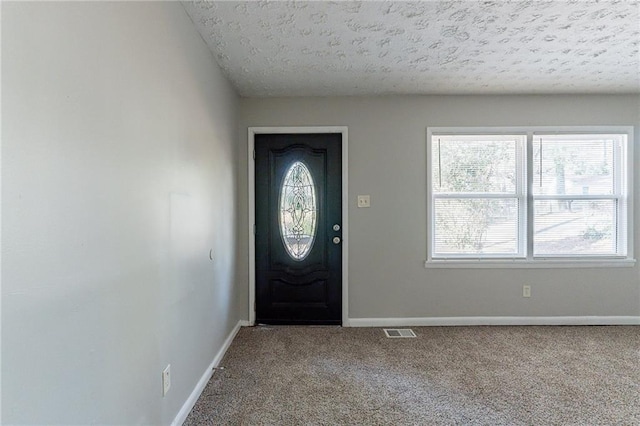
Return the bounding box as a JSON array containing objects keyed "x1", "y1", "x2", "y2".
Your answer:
[{"x1": 279, "y1": 161, "x2": 317, "y2": 260}]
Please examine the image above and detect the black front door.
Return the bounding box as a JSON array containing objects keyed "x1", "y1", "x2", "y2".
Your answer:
[{"x1": 255, "y1": 133, "x2": 342, "y2": 325}]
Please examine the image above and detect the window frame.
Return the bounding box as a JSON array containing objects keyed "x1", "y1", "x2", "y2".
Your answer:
[
  {"x1": 430, "y1": 133, "x2": 527, "y2": 258},
  {"x1": 426, "y1": 126, "x2": 635, "y2": 268}
]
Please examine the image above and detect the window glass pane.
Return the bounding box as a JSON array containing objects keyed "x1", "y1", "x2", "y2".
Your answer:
[
  {"x1": 433, "y1": 136, "x2": 517, "y2": 193},
  {"x1": 279, "y1": 161, "x2": 317, "y2": 260},
  {"x1": 534, "y1": 200, "x2": 616, "y2": 256},
  {"x1": 434, "y1": 198, "x2": 519, "y2": 255},
  {"x1": 533, "y1": 135, "x2": 616, "y2": 196}
]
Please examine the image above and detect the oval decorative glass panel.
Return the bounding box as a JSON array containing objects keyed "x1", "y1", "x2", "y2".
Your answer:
[{"x1": 279, "y1": 161, "x2": 317, "y2": 260}]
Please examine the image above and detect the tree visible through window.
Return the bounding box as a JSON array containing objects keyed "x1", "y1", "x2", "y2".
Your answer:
[
  {"x1": 432, "y1": 135, "x2": 525, "y2": 256},
  {"x1": 532, "y1": 134, "x2": 624, "y2": 256},
  {"x1": 429, "y1": 129, "x2": 630, "y2": 260}
]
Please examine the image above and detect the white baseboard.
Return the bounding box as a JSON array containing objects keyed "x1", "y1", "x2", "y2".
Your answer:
[
  {"x1": 347, "y1": 316, "x2": 640, "y2": 327},
  {"x1": 171, "y1": 319, "x2": 246, "y2": 426}
]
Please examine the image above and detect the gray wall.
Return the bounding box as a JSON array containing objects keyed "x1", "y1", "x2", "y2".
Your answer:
[
  {"x1": 2, "y1": 2, "x2": 240, "y2": 424},
  {"x1": 239, "y1": 95, "x2": 640, "y2": 320}
]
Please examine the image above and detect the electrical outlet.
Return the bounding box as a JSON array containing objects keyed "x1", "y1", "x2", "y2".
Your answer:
[
  {"x1": 523, "y1": 285, "x2": 531, "y2": 298},
  {"x1": 162, "y1": 364, "x2": 171, "y2": 396},
  {"x1": 357, "y1": 195, "x2": 371, "y2": 208}
]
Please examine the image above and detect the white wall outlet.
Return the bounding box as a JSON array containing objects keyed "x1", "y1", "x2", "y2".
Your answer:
[
  {"x1": 162, "y1": 364, "x2": 171, "y2": 396},
  {"x1": 357, "y1": 195, "x2": 371, "y2": 208},
  {"x1": 523, "y1": 285, "x2": 531, "y2": 298}
]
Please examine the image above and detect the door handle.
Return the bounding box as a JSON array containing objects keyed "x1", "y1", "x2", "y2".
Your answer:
[{"x1": 332, "y1": 236, "x2": 341, "y2": 244}]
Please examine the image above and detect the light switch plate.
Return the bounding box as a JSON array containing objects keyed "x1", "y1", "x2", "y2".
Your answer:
[
  {"x1": 162, "y1": 364, "x2": 171, "y2": 396},
  {"x1": 357, "y1": 195, "x2": 371, "y2": 208}
]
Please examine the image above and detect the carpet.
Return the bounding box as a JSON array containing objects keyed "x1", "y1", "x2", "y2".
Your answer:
[{"x1": 184, "y1": 325, "x2": 639, "y2": 425}]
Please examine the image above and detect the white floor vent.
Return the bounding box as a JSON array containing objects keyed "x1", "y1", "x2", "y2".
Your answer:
[{"x1": 384, "y1": 328, "x2": 417, "y2": 338}]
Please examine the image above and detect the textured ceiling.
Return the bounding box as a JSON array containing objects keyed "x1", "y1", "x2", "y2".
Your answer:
[{"x1": 183, "y1": 1, "x2": 640, "y2": 97}]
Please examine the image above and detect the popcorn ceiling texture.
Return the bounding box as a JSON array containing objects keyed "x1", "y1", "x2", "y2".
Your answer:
[{"x1": 183, "y1": 1, "x2": 640, "y2": 97}]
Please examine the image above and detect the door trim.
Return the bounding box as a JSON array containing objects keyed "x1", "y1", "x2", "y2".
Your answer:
[{"x1": 248, "y1": 126, "x2": 348, "y2": 326}]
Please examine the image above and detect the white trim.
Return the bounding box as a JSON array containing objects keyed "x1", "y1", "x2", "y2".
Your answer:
[
  {"x1": 434, "y1": 193, "x2": 523, "y2": 199},
  {"x1": 348, "y1": 316, "x2": 640, "y2": 327},
  {"x1": 624, "y1": 129, "x2": 634, "y2": 259},
  {"x1": 171, "y1": 320, "x2": 247, "y2": 426},
  {"x1": 426, "y1": 127, "x2": 434, "y2": 264},
  {"x1": 526, "y1": 132, "x2": 534, "y2": 261},
  {"x1": 426, "y1": 126, "x2": 634, "y2": 263},
  {"x1": 248, "y1": 126, "x2": 349, "y2": 326},
  {"x1": 429, "y1": 126, "x2": 635, "y2": 135},
  {"x1": 248, "y1": 129, "x2": 256, "y2": 325},
  {"x1": 532, "y1": 194, "x2": 621, "y2": 200},
  {"x1": 425, "y1": 258, "x2": 636, "y2": 268}
]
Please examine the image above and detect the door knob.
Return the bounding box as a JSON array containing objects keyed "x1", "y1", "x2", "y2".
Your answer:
[{"x1": 332, "y1": 236, "x2": 341, "y2": 244}]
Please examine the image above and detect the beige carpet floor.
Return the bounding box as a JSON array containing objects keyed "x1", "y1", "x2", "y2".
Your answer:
[{"x1": 185, "y1": 326, "x2": 639, "y2": 425}]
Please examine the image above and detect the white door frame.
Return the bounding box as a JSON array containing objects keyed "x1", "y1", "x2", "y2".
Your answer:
[{"x1": 248, "y1": 127, "x2": 349, "y2": 326}]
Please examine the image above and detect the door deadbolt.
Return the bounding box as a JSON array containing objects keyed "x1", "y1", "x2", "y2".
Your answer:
[{"x1": 333, "y1": 224, "x2": 341, "y2": 231}]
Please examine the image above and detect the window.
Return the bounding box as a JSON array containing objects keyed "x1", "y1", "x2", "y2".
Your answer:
[
  {"x1": 432, "y1": 135, "x2": 526, "y2": 257},
  {"x1": 427, "y1": 127, "x2": 633, "y2": 265},
  {"x1": 279, "y1": 161, "x2": 317, "y2": 261},
  {"x1": 532, "y1": 134, "x2": 627, "y2": 257}
]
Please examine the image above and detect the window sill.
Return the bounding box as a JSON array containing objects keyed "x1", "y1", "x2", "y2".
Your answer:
[{"x1": 424, "y1": 258, "x2": 636, "y2": 269}]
